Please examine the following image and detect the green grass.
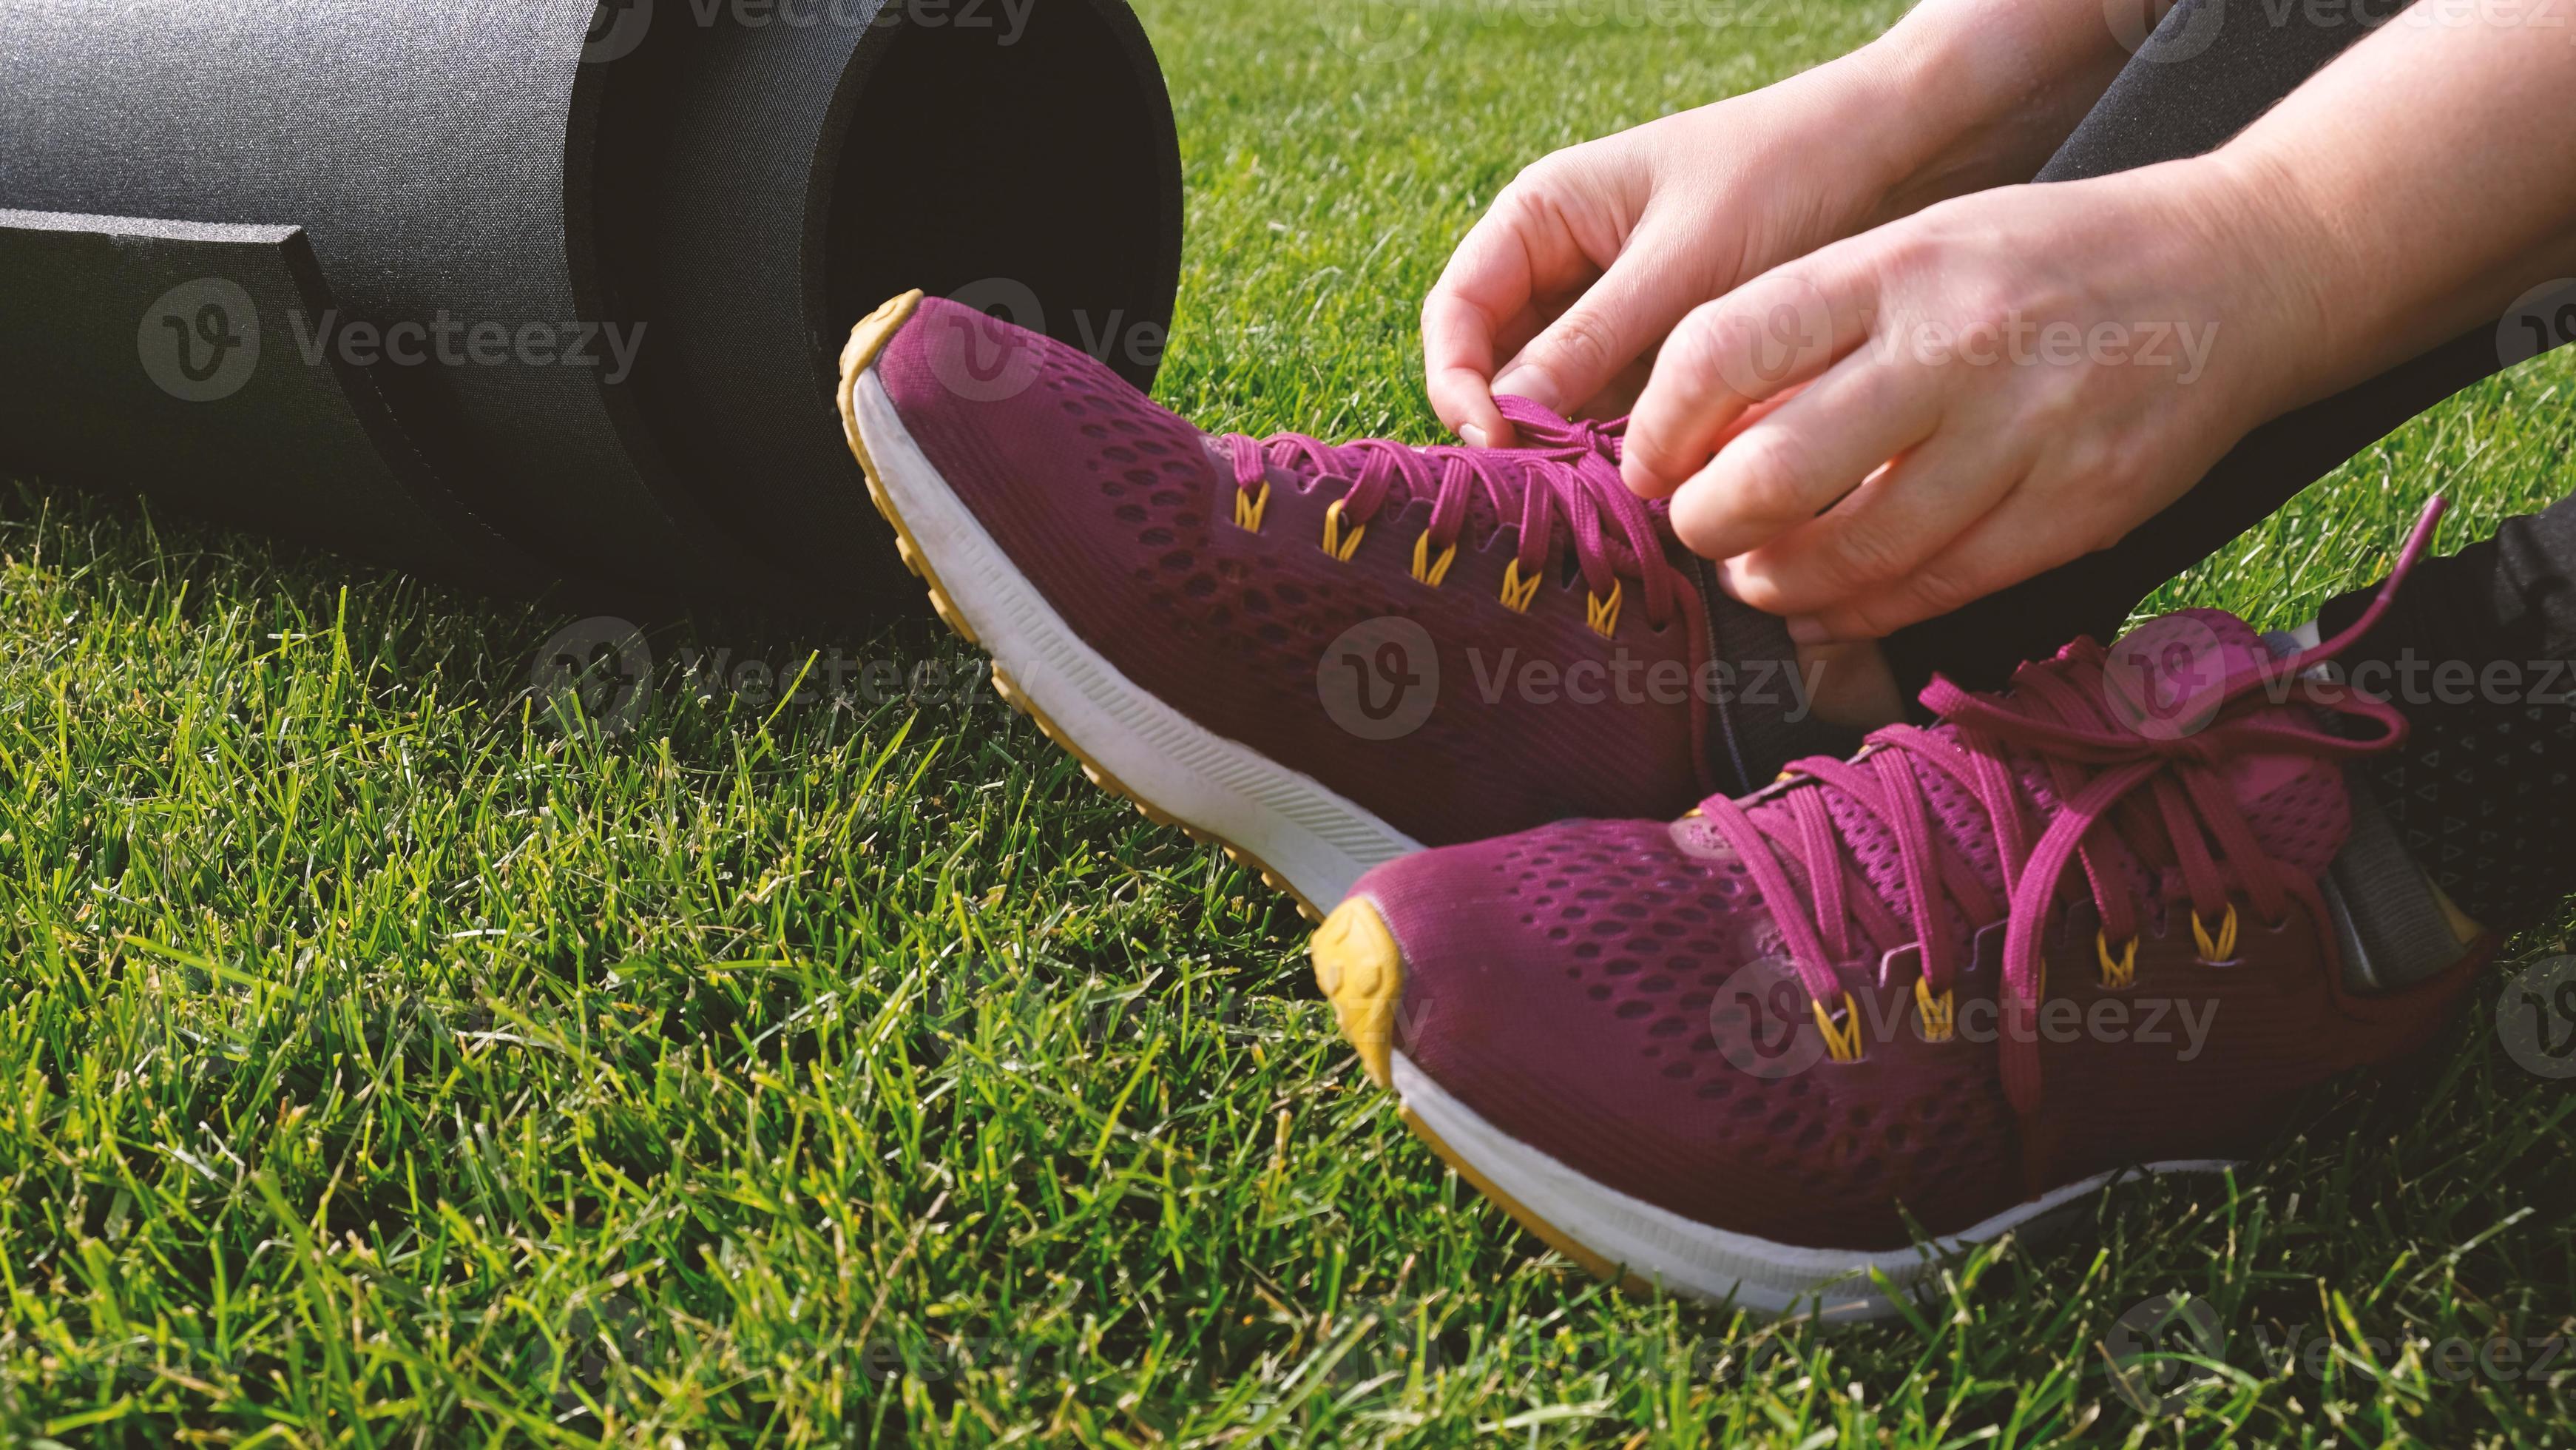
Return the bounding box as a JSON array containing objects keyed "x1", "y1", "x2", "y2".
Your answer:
[{"x1": 5, "y1": 0, "x2": 2576, "y2": 1442}]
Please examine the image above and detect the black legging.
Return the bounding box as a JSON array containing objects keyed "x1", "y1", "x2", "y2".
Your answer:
[
  {"x1": 1879, "y1": 0, "x2": 2576, "y2": 929},
  {"x1": 1882, "y1": 0, "x2": 2576, "y2": 696}
]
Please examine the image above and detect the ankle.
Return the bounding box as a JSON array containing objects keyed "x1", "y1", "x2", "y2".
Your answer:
[{"x1": 1800, "y1": 640, "x2": 1906, "y2": 732}]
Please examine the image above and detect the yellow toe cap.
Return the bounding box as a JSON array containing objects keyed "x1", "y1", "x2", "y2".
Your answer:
[{"x1": 1311, "y1": 897, "x2": 1404, "y2": 1088}]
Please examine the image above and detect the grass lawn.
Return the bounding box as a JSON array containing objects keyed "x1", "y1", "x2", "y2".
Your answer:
[{"x1": 6, "y1": 0, "x2": 2575, "y2": 1442}]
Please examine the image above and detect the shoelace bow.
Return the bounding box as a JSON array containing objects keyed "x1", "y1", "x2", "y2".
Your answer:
[
  {"x1": 1699, "y1": 499, "x2": 2449, "y2": 1119},
  {"x1": 1223, "y1": 397, "x2": 1680, "y2": 630}
]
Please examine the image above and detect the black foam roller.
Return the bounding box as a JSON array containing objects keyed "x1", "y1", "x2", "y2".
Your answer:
[
  {"x1": 0, "y1": 209, "x2": 542, "y2": 588},
  {"x1": 0, "y1": 0, "x2": 1184, "y2": 614}
]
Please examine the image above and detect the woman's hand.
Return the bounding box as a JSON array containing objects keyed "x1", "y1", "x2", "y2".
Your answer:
[
  {"x1": 1619, "y1": 160, "x2": 2319, "y2": 644},
  {"x1": 1423, "y1": 0, "x2": 2137, "y2": 447},
  {"x1": 1622, "y1": 4, "x2": 2576, "y2": 647},
  {"x1": 1422, "y1": 65, "x2": 1910, "y2": 446}
]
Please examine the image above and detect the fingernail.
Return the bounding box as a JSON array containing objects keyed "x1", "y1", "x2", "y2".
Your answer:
[
  {"x1": 1713, "y1": 557, "x2": 1748, "y2": 601},
  {"x1": 1785, "y1": 615, "x2": 1830, "y2": 646},
  {"x1": 1492, "y1": 366, "x2": 1555, "y2": 411},
  {"x1": 1459, "y1": 424, "x2": 1491, "y2": 449}
]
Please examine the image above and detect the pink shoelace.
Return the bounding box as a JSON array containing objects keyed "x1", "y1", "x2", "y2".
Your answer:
[
  {"x1": 1698, "y1": 499, "x2": 2450, "y2": 1119},
  {"x1": 1223, "y1": 397, "x2": 1681, "y2": 629}
]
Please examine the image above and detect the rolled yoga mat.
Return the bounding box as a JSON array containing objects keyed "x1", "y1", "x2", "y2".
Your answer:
[{"x1": 0, "y1": 0, "x2": 1183, "y2": 613}]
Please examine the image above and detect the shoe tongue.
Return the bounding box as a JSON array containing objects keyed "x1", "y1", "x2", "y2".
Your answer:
[
  {"x1": 1798, "y1": 751, "x2": 2095, "y2": 952},
  {"x1": 2101, "y1": 607, "x2": 2348, "y2": 877}
]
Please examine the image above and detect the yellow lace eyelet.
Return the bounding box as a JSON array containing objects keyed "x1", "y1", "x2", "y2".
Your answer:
[
  {"x1": 1498, "y1": 558, "x2": 1542, "y2": 613},
  {"x1": 1585, "y1": 581, "x2": 1622, "y2": 639},
  {"x1": 1232, "y1": 480, "x2": 1272, "y2": 533},
  {"x1": 2191, "y1": 903, "x2": 2239, "y2": 963},
  {"x1": 1913, "y1": 978, "x2": 1955, "y2": 1043},
  {"x1": 1321, "y1": 499, "x2": 1365, "y2": 562},
  {"x1": 1411, "y1": 532, "x2": 1457, "y2": 587},
  {"x1": 1813, "y1": 993, "x2": 1865, "y2": 1063},
  {"x1": 2096, "y1": 929, "x2": 2139, "y2": 989}
]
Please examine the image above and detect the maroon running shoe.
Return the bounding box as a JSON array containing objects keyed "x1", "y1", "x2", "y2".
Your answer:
[
  {"x1": 1313, "y1": 502, "x2": 2494, "y2": 1318},
  {"x1": 837, "y1": 291, "x2": 1842, "y2": 916}
]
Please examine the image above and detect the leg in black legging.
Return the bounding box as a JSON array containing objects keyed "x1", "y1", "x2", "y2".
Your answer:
[
  {"x1": 2316, "y1": 501, "x2": 2576, "y2": 932},
  {"x1": 1879, "y1": 0, "x2": 2572, "y2": 695}
]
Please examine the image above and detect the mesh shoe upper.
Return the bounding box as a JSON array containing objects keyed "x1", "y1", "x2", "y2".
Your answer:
[{"x1": 872, "y1": 296, "x2": 1832, "y2": 846}]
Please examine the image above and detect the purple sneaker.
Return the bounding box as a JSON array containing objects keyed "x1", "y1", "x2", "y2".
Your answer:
[
  {"x1": 1313, "y1": 504, "x2": 2494, "y2": 1318},
  {"x1": 837, "y1": 291, "x2": 1842, "y2": 916}
]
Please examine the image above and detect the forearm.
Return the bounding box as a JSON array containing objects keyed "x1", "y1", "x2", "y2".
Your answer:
[
  {"x1": 1843, "y1": 0, "x2": 2142, "y2": 221},
  {"x1": 2208, "y1": 10, "x2": 2576, "y2": 405}
]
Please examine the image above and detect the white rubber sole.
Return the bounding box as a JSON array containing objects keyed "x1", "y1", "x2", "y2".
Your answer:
[
  {"x1": 846, "y1": 364, "x2": 1425, "y2": 914},
  {"x1": 1391, "y1": 1050, "x2": 2237, "y2": 1321}
]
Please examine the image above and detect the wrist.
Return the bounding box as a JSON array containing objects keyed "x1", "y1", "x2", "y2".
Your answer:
[
  {"x1": 1840, "y1": 0, "x2": 2132, "y2": 222},
  {"x1": 1818, "y1": 40, "x2": 1968, "y2": 220},
  {"x1": 2158, "y1": 148, "x2": 2362, "y2": 417}
]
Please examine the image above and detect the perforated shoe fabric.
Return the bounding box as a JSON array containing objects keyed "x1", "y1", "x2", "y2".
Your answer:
[
  {"x1": 840, "y1": 291, "x2": 1842, "y2": 911},
  {"x1": 1314, "y1": 507, "x2": 2495, "y2": 1308}
]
